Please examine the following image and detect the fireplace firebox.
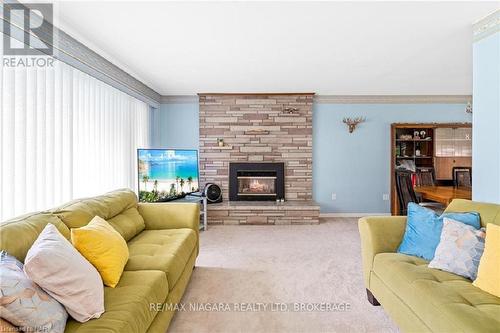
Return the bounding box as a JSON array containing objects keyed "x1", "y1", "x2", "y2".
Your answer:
[{"x1": 229, "y1": 162, "x2": 285, "y2": 201}]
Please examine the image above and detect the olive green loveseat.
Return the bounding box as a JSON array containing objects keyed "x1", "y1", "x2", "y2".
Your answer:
[
  {"x1": 359, "y1": 199, "x2": 500, "y2": 332},
  {"x1": 0, "y1": 189, "x2": 200, "y2": 333}
]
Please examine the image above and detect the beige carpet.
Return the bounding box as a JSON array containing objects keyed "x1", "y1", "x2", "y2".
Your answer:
[{"x1": 169, "y1": 219, "x2": 399, "y2": 333}]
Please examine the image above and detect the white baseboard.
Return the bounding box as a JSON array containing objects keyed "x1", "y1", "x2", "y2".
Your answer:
[{"x1": 319, "y1": 212, "x2": 391, "y2": 218}]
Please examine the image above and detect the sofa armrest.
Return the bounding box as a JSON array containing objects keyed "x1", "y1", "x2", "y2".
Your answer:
[
  {"x1": 358, "y1": 216, "x2": 407, "y2": 288},
  {"x1": 138, "y1": 203, "x2": 200, "y2": 234}
]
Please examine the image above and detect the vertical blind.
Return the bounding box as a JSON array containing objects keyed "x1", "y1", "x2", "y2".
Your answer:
[{"x1": 0, "y1": 50, "x2": 150, "y2": 221}]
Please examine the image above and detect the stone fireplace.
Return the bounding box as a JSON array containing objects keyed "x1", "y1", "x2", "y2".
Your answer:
[
  {"x1": 199, "y1": 93, "x2": 319, "y2": 225},
  {"x1": 229, "y1": 162, "x2": 285, "y2": 201}
]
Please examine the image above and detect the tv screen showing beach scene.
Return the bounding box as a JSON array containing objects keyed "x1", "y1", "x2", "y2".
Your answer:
[{"x1": 138, "y1": 149, "x2": 199, "y2": 202}]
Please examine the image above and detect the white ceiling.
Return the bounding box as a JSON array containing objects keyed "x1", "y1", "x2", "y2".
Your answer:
[{"x1": 55, "y1": 1, "x2": 499, "y2": 96}]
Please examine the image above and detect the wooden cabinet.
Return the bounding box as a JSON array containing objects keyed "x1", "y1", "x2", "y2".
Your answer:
[
  {"x1": 434, "y1": 127, "x2": 472, "y2": 180},
  {"x1": 434, "y1": 157, "x2": 472, "y2": 180}
]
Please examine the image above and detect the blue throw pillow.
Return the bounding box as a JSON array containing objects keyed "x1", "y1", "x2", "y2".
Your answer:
[{"x1": 397, "y1": 203, "x2": 481, "y2": 260}]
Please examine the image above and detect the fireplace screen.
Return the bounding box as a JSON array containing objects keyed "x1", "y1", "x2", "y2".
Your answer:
[
  {"x1": 229, "y1": 162, "x2": 285, "y2": 201},
  {"x1": 237, "y1": 176, "x2": 276, "y2": 196}
]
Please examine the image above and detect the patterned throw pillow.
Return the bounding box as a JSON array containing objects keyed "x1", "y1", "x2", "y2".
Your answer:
[
  {"x1": 428, "y1": 218, "x2": 486, "y2": 280},
  {"x1": 0, "y1": 251, "x2": 67, "y2": 333}
]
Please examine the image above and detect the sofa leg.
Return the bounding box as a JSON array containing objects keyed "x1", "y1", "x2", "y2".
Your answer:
[{"x1": 366, "y1": 289, "x2": 380, "y2": 306}]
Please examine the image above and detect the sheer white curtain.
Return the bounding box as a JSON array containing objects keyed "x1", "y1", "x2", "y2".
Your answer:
[{"x1": 1, "y1": 52, "x2": 150, "y2": 220}]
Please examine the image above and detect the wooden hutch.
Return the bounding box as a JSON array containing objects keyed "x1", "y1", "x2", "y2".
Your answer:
[{"x1": 391, "y1": 123, "x2": 472, "y2": 215}]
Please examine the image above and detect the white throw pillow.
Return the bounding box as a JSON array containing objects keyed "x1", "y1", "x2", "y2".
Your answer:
[
  {"x1": 23, "y1": 223, "x2": 105, "y2": 322},
  {"x1": 428, "y1": 218, "x2": 486, "y2": 280}
]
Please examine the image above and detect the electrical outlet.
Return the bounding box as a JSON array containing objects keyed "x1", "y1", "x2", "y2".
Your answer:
[
  {"x1": 382, "y1": 194, "x2": 389, "y2": 201},
  {"x1": 331, "y1": 193, "x2": 337, "y2": 200}
]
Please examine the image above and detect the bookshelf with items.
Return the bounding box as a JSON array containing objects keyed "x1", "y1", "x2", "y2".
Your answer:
[{"x1": 390, "y1": 123, "x2": 472, "y2": 215}]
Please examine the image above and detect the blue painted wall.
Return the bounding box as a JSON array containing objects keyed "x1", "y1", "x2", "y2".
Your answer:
[
  {"x1": 472, "y1": 31, "x2": 500, "y2": 203},
  {"x1": 313, "y1": 104, "x2": 471, "y2": 213},
  {"x1": 151, "y1": 103, "x2": 199, "y2": 149},
  {"x1": 153, "y1": 102, "x2": 471, "y2": 213}
]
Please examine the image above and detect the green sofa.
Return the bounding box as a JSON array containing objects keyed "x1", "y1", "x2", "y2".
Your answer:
[
  {"x1": 0, "y1": 189, "x2": 200, "y2": 333},
  {"x1": 359, "y1": 199, "x2": 500, "y2": 333}
]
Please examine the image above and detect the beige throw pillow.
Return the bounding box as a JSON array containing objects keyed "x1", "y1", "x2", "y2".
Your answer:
[{"x1": 23, "y1": 224, "x2": 105, "y2": 322}]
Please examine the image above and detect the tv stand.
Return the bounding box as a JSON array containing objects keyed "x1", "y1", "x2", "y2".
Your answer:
[{"x1": 171, "y1": 195, "x2": 208, "y2": 231}]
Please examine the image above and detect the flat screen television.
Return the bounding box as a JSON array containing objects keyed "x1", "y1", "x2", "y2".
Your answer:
[{"x1": 137, "y1": 149, "x2": 199, "y2": 202}]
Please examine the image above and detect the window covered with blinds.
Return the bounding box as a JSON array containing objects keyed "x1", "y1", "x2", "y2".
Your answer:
[{"x1": 1, "y1": 43, "x2": 151, "y2": 220}]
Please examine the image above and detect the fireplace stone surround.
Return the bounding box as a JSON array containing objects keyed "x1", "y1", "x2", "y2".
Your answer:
[{"x1": 199, "y1": 93, "x2": 319, "y2": 225}]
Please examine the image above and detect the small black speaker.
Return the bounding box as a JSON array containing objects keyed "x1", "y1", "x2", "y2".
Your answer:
[{"x1": 203, "y1": 183, "x2": 222, "y2": 204}]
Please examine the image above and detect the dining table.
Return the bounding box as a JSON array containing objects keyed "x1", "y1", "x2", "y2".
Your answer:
[{"x1": 414, "y1": 186, "x2": 472, "y2": 205}]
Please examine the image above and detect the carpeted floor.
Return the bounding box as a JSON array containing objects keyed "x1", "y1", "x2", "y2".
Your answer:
[{"x1": 169, "y1": 218, "x2": 399, "y2": 333}]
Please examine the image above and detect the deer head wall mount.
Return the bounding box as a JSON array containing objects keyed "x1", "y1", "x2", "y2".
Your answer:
[
  {"x1": 465, "y1": 101, "x2": 472, "y2": 114},
  {"x1": 342, "y1": 117, "x2": 366, "y2": 133}
]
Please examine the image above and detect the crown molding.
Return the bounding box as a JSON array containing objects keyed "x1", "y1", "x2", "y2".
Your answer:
[
  {"x1": 161, "y1": 94, "x2": 471, "y2": 104},
  {"x1": 197, "y1": 92, "x2": 315, "y2": 96},
  {"x1": 314, "y1": 95, "x2": 471, "y2": 104},
  {"x1": 473, "y1": 9, "x2": 500, "y2": 42},
  {"x1": 160, "y1": 95, "x2": 199, "y2": 104}
]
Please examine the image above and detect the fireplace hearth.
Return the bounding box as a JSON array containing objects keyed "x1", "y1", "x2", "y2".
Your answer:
[{"x1": 229, "y1": 162, "x2": 285, "y2": 201}]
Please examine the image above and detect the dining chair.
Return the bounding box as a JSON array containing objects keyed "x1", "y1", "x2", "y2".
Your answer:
[
  {"x1": 416, "y1": 168, "x2": 435, "y2": 187},
  {"x1": 453, "y1": 167, "x2": 472, "y2": 188},
  {"x1": 395, "y1": 170, "x2": 444, "y2": 215},
  {"x1": 395, "y1": 171, "x2": 417, "y2": 215}
]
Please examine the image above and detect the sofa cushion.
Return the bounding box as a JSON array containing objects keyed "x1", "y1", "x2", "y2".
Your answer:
[
  {"x1": 0, "y1": 213, "x2": 70, "y2": 262},
  {"x1": 446, "y1": 199, "x2": 500, "y2": 228},
  {"x1": 373, "y1": 253, "x2": 500, "y2": 333},
  {"x1": 51, "y1": 189, "x2": 145, "y2": 241},
  {"x1": 125, "y1": 229, "x2": 197, "y2": 290},
  {"x1": 64, "y1": 270, "x2": 168, "y2": 333},
  {"x1": 107, "y1": 208, "x2": 145, "y2": 241}
]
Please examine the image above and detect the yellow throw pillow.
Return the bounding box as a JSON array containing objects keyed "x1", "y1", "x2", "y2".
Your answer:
[
  {"x1": 473, "y1": 223, "x2": 500, "y2": 298},
  {"x1": 71, "y1": 216, "x2": 129, "y2": 288}
]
